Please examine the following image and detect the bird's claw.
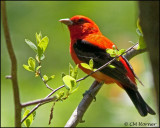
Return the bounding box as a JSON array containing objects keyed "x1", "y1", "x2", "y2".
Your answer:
[
  {"x1": 83, "y1": 90, "x2": 96, "y2": 102},
  {"x1": 79, "y1": 118, "x2": 85, "y2": 123}
]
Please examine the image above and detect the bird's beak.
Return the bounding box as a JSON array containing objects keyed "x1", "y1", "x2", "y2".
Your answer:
[{"x1": 59, "y1": 18, "x2": 73, "y2": 26}]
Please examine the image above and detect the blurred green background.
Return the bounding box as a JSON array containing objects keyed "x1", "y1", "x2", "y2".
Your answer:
[{"x1": 1, "y1": 1, "x2": 158, "y2": 127}]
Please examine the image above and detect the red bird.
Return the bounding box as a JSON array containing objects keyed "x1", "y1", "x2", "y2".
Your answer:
[{"x1": 59, "y1": 15, "x2": 156, "y2": 116}]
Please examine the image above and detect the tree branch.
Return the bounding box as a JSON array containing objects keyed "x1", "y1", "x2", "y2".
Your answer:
[
  {"x1": 65, "y1": 81, "x2": 103, "y2": 127},
  {"x1": 21, "y1": 85, "x2": 65, "y2": 123},
  {"x1": 124, "y1": 43, "x2": 147, "y2": 60},
  {"x1": 21, "y1": 96, "x2": 57, "y2": 108},
  {"x1": 1, "y1": 1, "x2": 21, "y2": 127}
]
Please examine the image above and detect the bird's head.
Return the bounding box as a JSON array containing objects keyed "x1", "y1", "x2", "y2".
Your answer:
[{"x1": 59, "y1": 15, "x2": 101, "y2": 39}]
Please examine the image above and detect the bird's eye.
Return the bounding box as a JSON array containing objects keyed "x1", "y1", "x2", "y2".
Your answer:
[{"x1": 77, "y1": 18, "x2": 84, "y2": 23}]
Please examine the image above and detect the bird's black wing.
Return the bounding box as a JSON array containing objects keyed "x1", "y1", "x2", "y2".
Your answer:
[{"x1": 73, "y1": 39, "x2": 137, "y2": 90}]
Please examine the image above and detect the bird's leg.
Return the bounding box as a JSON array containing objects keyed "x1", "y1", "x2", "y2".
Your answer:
[{"x1": 83, "y1": 81, "x2": 104, "y2": 102}]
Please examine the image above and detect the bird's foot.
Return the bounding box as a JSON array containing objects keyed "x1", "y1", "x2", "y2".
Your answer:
[{"x1": 83, "y1": 90, "x2": 96, "y2": 102}]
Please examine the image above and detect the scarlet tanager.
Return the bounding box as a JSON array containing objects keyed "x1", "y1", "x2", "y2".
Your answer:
[{"x1": 59, "y1": 15, "x2": 156, "y2": 116}]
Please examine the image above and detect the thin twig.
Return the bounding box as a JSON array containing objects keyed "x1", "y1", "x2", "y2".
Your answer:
[
  {"x1": 39, "y1": 71, "x2": 54, "y2": 91},
  {"x1": 21, "y1": 85, "x2": 64, "y2": 123},
  {"x1": 2, "y1": 1, "x2": 21, "y2": 127},
  {"x1": 21, "y1": 96, "x2": 57, "y2": 107},
  {"x1": 37, "y1": 62, "x2": 54, "y2": 91}
]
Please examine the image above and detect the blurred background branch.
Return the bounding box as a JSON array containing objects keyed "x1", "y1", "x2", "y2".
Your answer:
[
  {"x1": 1, "y1": 1, "x2": 21, "y2": 127},
  {"x1": 138, "y1": 1, "x2": 159, "y2": 110}
]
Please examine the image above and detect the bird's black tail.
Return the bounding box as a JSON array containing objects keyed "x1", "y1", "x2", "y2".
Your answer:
[{"x1": 124, "y1": 87, "x2": 156, "y2": 116}]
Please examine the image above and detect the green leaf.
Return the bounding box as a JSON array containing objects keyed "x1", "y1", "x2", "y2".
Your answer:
[
  {"x1": 73, "y1": 64, "x2": 78, "y2": 79},
  {"x1": 36, "y1": 32, "x2": 42, "y2": 44},
  {"x1": 36, "y1": 66, "x2": 41, "y2": 71},
  {"x1": 25, "y1": 39, "x2": 37, "y2": 53},
  {"x1": 114, "y1": 49, "x2": 118, "y2": 55},
  {"x1": 56, "y1": 91, "x2": 64, "y2": 99},
  {"x1": 35, "y1": 54, "x2": 40, "y2": 63},
  {"x1": 138, "y1": 36, "x2": 146, "y2": 49},
  {"x1": 37, "y1": 46, "x2": 44, "y2": 61},
  {"x1": 50, "y1": 75, "x2": 55, "y2": 79},
  {"x1": 69, "y1": 63, "x2": 79, "y2": 79},
  {"x1": 23, "y1": 109, "x2": 33, "y2": 127},
  {"x1": 43, "y1": 75, "x2": 48, "y2": 81},
  {"x1": 41, "y1": 54, "x2": 45, "y2": 60},
  {"x1": 62, "y1": 75, "x2": 76, "y2": 92},
  {"x1": 61, "y1": 72, "x2": 66, "y2": 78},
  {"x1": 47, "y1": 75, "x2": 55, "y2": 82},
  {"x1": 112, "y1": 45, "x2": 116, "y2": 50},
  {"x1": 28, "y1": 57, "x2": 36, "y2": 71},
  {"x1": 89, "y1": 59, "x2": 93, "y2": 70},
  {"x1": 70, "y1": 86, "x2": 79, "y2": 94},
  {"x1": 137, "y1": 18, "x2": 142, "y2": 34},
  {"x1": 38, "y1": 36, "x2": 49, "y2": 53},
  {"x1": 80, "y1": 63, "x2": 92, "y2": 70},
  {"x1": 106, "y1": 49, "x2": 114, "y2": 54},
  {"x1": 136, "y1": 18, "x2": 146, "y2": 50},
  {"x1": 23, "y1": 64, "x2": 34, "y2": 72},
  {"x1": 118, "y1": 49, "x2": 126, "y2": 55},
  {"x1": 106, "y1": 48, "x2": 120, "y2": 57},
  {"x1": 35, "y1": 34, "x2": 48, "y2": 60},
  {"x1": 69, "y1": 63, "x2": 74, "y2": 76},
  {"x1": 108, "y1": 64, "x2": 116, "y2": 69},
  {"x1": 110, "y1": 53, "x2": 117, "y2": 57},
  {"x1": 93, "y1": 68, "x2": 97, "y2": 71}
]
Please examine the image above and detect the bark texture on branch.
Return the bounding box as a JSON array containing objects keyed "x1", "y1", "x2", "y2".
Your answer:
[
  {"x1": 124, "y1": 43, "x2": 147, "y2": 60},
  {"x1": 65, "y1": 81, "x2": 103, "y2": 127}
]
